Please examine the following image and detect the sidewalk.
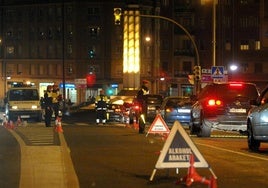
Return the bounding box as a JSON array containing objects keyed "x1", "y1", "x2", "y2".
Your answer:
[{"x1": 10, "y1": 126, "x2": 79, "y2": 188}]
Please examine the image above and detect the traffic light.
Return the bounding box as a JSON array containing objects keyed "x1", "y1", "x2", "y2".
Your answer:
[
  {"x1": 107, "y1": 88, "x2": 114, "y2": 96},
  {"x1": 86, "y1": 72, "x2": 96, "y2": 87},
  {"x1": 188, "y1": 74, "x2": 194, "y2": 85},
  {"x1": 193, "y1": 66, "x2": 201, "y2": 81},
  {"x1": 114, "y1": 8, "x2": 122, "y2": 25},
  {"x1": 88, "y1": 49, "x2": 95, "y2": 58}
]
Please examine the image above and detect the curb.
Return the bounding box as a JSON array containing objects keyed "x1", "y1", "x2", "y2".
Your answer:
[{"x1": 9, "y1": 129, "x2": 79, "y2": 188}]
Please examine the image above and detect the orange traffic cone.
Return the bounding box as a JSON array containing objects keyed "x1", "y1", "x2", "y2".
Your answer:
[
  {"x1": 8, "y1": 121, "x2": 15, "y2": 130},
  {"x1": 55, "y1": 117, "x2": 63, "y2": 133},
  {"x1": 16, "y1": 116, "x2": 22, "y2": 126},
  {"x1": 133, "y1": 117, "x2": 139, "y2": 130},
  {"x1": 2, "y1": 115, "x2": 8, "y2": 128},
  {"x1": 177, "y1": 154, "x2": 217, "y2": 188}
]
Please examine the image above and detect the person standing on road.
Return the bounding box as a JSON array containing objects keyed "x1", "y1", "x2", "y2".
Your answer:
[
  {"x1": 51, "y1": 85, "x2": 61, "y2": 118},
  {"x1": 136, "y1": 80, "x2": 149, "y2": 134},
  {"x1": 95, "y1": 90, "x2": 108, "y2": 125},
  {"x1": 44, "y1": 85, "x2": 53, "y2": 127}
]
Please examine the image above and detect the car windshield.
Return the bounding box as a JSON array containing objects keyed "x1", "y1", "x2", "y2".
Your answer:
[
  {"x1": 198, "y1": 83, "x2": 259, "y2": 100},
  {"x1": 166, "y1": 97, "x2": 191, "y2": 107},
  {"x1": 144, "y1": 95, "x2": 163, "y2": 104},
  {"x1": 9, "y1": 89, "x2": 39, "y2": 101}
]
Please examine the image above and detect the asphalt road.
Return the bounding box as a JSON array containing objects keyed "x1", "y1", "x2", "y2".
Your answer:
[
  {"x1": 2, "y1": 110, "x2": 268, "y2": 188},
  {"x1": 62, "y1": 123, "x2": 268, "y2": 188}
]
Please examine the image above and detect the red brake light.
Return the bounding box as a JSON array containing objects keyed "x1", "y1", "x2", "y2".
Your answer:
[
  {"x1": 229, "y1": 83, "x2": 243, "y2": 87},
  {"x1": 134, "y1": 105, "x2": 140, "y2": 110}
]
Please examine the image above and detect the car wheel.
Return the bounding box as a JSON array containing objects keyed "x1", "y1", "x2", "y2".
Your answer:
[
  {"x1": 247, "y1": 123, "x2": 260, "y2": 151},
  {"x1": 189, "y1": 123, "x2": 198, "y2": 135},
  {"x1": 197, "y1": 123, "x2": 211, "y2": 137},
  {"x1": 197, "y1": 112, "x2": 211, "y2": 137}
]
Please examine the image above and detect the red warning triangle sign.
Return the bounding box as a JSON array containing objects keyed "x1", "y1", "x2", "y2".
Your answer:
[
  {"x1": 146, "y1": 114, "x2": 170, "y2": 137},
  {"x1": 155, "y1": 121, "x2": 209, "y2": 169}
]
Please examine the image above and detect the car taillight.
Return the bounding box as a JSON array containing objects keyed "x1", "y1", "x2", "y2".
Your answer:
[
  {"x1": 115, "y1": 109, "x2": 121, "y2": 112},
  {"x1": 207, "y1": 99, "x2": 222, "y2": 106},
  {"x1": 134, "y1": 105, "x2": 140, "y2": 110},
  {"x1": 165, "y1": 108, "x2": 173, "y2": 113},
  {"x1": 229, "y1": 83, "x2": 243, "y2": 87}
]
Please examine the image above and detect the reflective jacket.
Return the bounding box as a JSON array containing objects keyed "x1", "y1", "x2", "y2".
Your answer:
[{"x1": 95, "y1": 94, "x2": 108, "y2": 110}]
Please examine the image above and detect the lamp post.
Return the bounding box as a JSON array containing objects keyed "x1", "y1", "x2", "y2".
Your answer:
[{"x1": 212, "y1": 0, "x2": 216, "y2": 66}]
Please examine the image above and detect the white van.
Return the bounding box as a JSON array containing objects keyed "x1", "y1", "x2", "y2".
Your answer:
[{"x1": 5, "y1": 86, "x2": 42, "y2": 122}]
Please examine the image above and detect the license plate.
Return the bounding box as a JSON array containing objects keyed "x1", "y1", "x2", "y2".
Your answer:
[
  {"x1": 229, "y1": 108, "x2": 246, "y2": 113},
  {"x1": 107, "y1": 109, "x2": 114, "y2": 112},
  {"x1": 21, "y1": 115, "x2": 30, "y2": 118}
]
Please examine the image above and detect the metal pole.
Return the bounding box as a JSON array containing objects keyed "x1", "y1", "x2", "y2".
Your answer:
[
  {"x1": 139, "y1": 14, "x2": 200, "y2": 67},
  {"x1": 212, "y1": 0, "x2": 216, "y2": 66},
  {"x1": 62, "y1": 1, "x2": 66, "y2": 111}
]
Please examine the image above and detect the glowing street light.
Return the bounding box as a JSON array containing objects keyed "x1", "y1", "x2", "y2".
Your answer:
[{"x1": 229, "y1": 64, "x2": 238, "y2": 72}]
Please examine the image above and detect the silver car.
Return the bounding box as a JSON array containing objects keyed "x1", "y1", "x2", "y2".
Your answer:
[{"x1": 247, "y1": 85, "x2": 268, "y2": 151}]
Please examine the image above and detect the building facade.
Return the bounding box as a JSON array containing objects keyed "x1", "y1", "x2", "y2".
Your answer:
[{"x1": 0, "y1": 0, "x2": 267, "y2": 104}]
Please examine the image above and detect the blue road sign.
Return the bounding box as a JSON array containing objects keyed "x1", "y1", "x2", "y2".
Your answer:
[{"x1": 211, "y1": 66, "x2": 224, "y2": 78}]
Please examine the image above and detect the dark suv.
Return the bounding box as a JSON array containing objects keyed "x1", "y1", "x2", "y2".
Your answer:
[{"x1": 191, "y1": 82, "x2": 259, "y2": 137}]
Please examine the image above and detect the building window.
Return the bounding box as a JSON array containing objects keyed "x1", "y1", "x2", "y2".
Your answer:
[
  {"x1": 240, "y1": 40, "x2": 249, "y2": 50},
  {"x1": 254, "y1": 63, "x2": 262, "y2": 73},
  {"x1": 18, "y1": 45, "x2": 23, "y2": 58},
  {"x1": 39, "y1": 64, "x2": 45, "y2": 75},
  {"x1": 67, "y1": 44, "x2": 73, "y2": 55},
  {"x1": 182, "y1": 61, "x2": 192, "y2": 74},
  {"x1": 66, "y1": 6, "x2": 73, "y2": 20},
  {"x1": 225, "y1": 40, "x2": 231, "y2": 50},
  {"x1": 37, "y1": 8, "x2": 45, "y2": 22},
  {"x1": 48, "y1": 27, "x2": 53, "y2": 39},
  {"x1": 88, "y1": 26, "x2": 100, "y2": 38},
  {"x1": 7, "y1": 46, "x2": 14, "y2": 54},
  {"x1": 48, "y1": 45, "x2": 54, "y2": 58},
  {"x1": 240, "y1": 0, "x2": 248, "y2": 5},
  {"x1": 30, "y1": 45, "x2": 37, "y2": 58},
  {"x1": 56, "y1": 7, "x2": 62, "y2": 22},
  {"x1": 255, "y1": 41, "x2": 260, "y2": 50},
  {"x1": 88, "y1": 7, "x2": 100, "y2": 21},
  {"x1": 30, "y1": 64, "x2": 37, "y2": 75},
  {"x1": 38, "y1": 27, "x2": 46, "y2": 40}
]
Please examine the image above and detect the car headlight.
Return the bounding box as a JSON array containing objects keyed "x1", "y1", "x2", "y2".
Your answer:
[
  {"x1": 32, "y1": 105, "x2": 38, "y2": 109},
  {"x1": 11, "y1": 106, "x2": 18, "y2": 109}
]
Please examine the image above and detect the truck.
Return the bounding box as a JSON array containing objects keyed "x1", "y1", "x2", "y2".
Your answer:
[{"x1": 4, "y1": 86, "x2": 42, "y2": 122}]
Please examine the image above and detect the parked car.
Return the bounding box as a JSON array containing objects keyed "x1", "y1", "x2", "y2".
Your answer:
[
  {"x1": 247, "y1": 85, "x2": 268, "y2": 151},
  {"x1": 160, "y1": 96, "x2": 193, "y2": 127},
  {"x1": 191, "y1": 82, "x2": 260, "y2": 137},
  {"x1": 107, "y1": 96, "x2": 134, "y2": 123}
]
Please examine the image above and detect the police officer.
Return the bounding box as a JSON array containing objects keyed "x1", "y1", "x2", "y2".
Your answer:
[
  {"x1": 44, "y1": 85, "x2": 53, "y2": 127},
  {"x1": 95, "y1": 89, "x2": 108, "y2": 125},
  {"x1": 51, "y1": 85, "x2": 61, "y2": 118},
  {"x1": 136, "y1": 80, "x2": 149, "y2": 134}
]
